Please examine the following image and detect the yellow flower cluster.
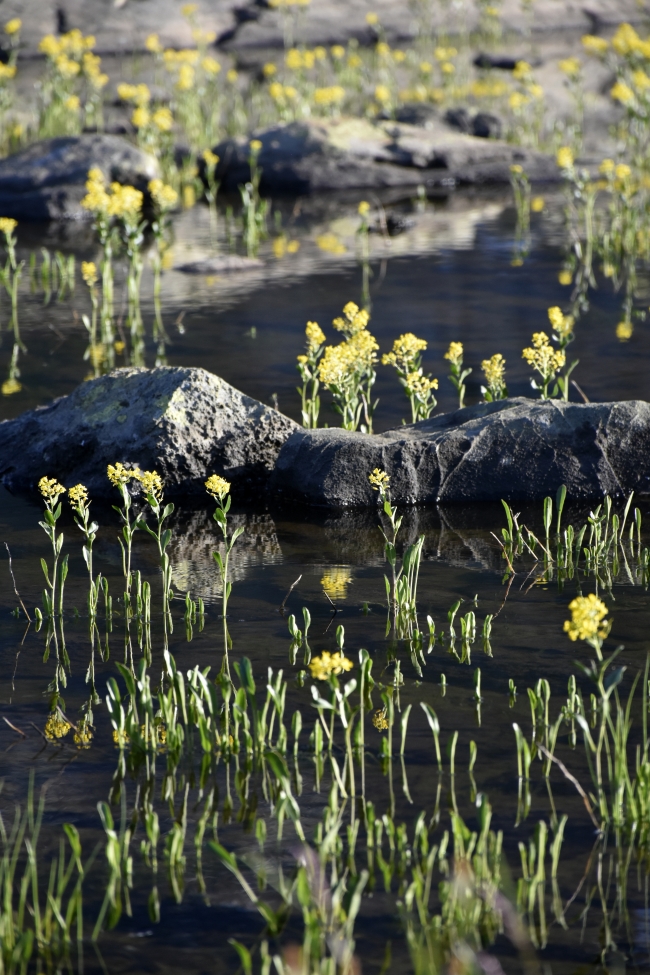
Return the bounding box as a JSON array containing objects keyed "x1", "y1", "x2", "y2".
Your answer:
[
  {"x1": 313, "y1": 85, "x2": 346, "y2": 106},
  {"x1": 202, "y1": 149, "x2": 219, "y2": 169},
  {"x1": 559, "y1": 57, "x2": 581, "y2": 77},
  {"x1": 374, "y1": 84, "x2": 391, "y2": 104},
  {"x1": 332, "y1": 301, "x2": 369, "y2": 337},
  {"x1": 481, "y1": 353, "x2": 506, "y2": 389},
  {"x1": 405, "y1": 372, "x2": 438, "y2": 397},
  {"x1": 82, "y1": 51, "x2": 108, "y2": 89},
  {"x1": 81, "y1": 261, "x2": 97, "y2": 286},
  {"x1": 285, "y1": 47, "x2": 317, "y2": 72},
  {"x1": 372, "y1": 708, "x2": 390, "y2": 731},
  {"x1": 4, "y1": 18, "x2": 21, "y2": 35},
  {"x1": 39, "y1": 29, "x2": 95, "y2": 59},
  {"x1": 611, "y1": 80, "x2": 635, "y2": 105},
  {"x1": 107, "y1": 462, "x2": 141, "y2": 486},
  {"x1": 318, "y1": 330, "x2": 378, "y2": 386},
  {"x1": 556, "y1": 146, "x2": 574, "y2": 170},
  {"x1": 45, "y1": 712, "x2": 71, "y2": 741},
  {"x1": 563, "y1": 593, "x2": 609, "y2": 642},
  {"x1": 205, "y1": 474, "x2": 231, "y2": 501},
  {"x1": 369, "y1": 468, "x2": 390, "y2": 492},
  {"x1": 0, "y1": 63, "x2": 16, "y2": 81},
  {"x1": 81, "y1": 169, "x2": 143, "y2": 220},
  {"x1": 145, "y1": 33, "x2": 162, "y2": 53},
  {"x1": 611, "y1": 22, "x2": 650, "y2": 58},
  {"x1": 163, "y1": 48, "x2": 200, "y2": 68},
  {"x1": 315, "y1": 232, "x2": 346, "y2": 254},
  {"x1": 139, "y1": 470, "x2": 163, "y2": 501},
  {"x1": 320, "y1": 567, "x2": 352, "y2": 600},
  {"x1": 582, "y1": 34, "x2": 609, "y2": 56},
  {"x1": 38, "y1": 476, "x2": 66, "y2": 501},
  {"x1": 306, "y1": 320, "x2": 326, "y2": 352},
  {"x1": 444, "y1": 341, "x2": 464, "y2": 368},
  {"x1": 309, "y1": 651, "x2": 353, "y2": 680},
  {"x1": 522, "y1": 332, "x2": 565, "y2": 374},
  {"x1": 269, "y1": 81, "x2": 298, "y2": 103},
  {"x1": 68, "y1": 483, "x2": 89, "y2": 509},
  {"x1": 149, "y1": 178, "x2": 178, "y2": 210},
  {"x1": 0, "y1": 217, "x2": 16, "y2": 237},
  {"x1": 2, "y1": 378, "x2": 21, "y2": 396},
  {"x1": 117, "y1": 82, "x2": 151, "y2": 106},
  {"x1": 381, "y1": 333, "x2": 427, "y2": 371},
  {"x1": 74, "y1": 720, "x2": 93, "y2": 748},
  {"x1": 547, "y1": 306, "x2": 574, "y2": 341}
]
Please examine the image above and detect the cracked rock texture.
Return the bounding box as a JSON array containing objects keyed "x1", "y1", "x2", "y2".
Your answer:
[
  {"x1": 271, "y1": 398, "x2": 650, "y2": 506},
  {"x1": 214, "y1": 117, "x2": 557, "y2": 191},
  {"x1": 0, "y1": 367, "x2": 298, "y2": 497},
  {"x1": 0, "y1": 135, "x2": 160, "y2": 221}
]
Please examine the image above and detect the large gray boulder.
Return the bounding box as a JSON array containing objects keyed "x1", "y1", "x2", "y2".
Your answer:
[
  {"x1": 271, "y1": 398, "x2": 650, "y2": 506},
  {"x1": 213, "y1": 117, "x2": 557, "y2": 193},
  {"x1": 0, "y1": 367, "x2": 298, "y2": 497},
  {"x1": 0, "y1": 135, "x2": 160, "y2": 221}
]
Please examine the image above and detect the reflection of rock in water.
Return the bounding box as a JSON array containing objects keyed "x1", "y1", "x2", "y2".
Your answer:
[
  {"x1": 169, "y1": 509, "x2": 282, "y2": 600},
  {"x1": 317, "y1": 506, "x2": 444, "y2": 566}
]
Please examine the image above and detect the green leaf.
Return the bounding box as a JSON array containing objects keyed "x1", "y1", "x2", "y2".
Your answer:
[{"x1": 228, "y1": 940, "x2": 252, "y2": 975}]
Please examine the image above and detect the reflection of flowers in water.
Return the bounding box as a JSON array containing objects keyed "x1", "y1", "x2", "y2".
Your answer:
[
  {"x1": 171, "y1": 512, "x2": 282, "y2": 601},
  {"x1": 45, "y1": 712, "x2": 71, "y2": 740},
  {"x1": 372, "y1": 708, "x2": 389, "y2": 731},
  {"x1": 320, "y1": 566, "x2": 352, "y2": 600}
]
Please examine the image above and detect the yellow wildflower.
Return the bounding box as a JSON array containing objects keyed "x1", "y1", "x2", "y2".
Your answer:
[
  {"x1": 372, "y1": 708, "x2": 390, "y2": 731},
  {"x1": 107, "y1": 462, "x2": 140, "y2": 486},
  {"x1": 0, "y1": 217, "x2": 17, "y2": 236},
  {"x1": 558, "y1": 270, "x2": 572, "y2": 285},
  {"x1": 250, "y1": 139, "x2": 263, "y2": 153},
  {"x1": 68, "y1": 483, "x2": 89, "y2": 509},
  {"x1": 316, "y1": 232, "x2": 346, "y2": 254},
  {"x1": 181, "y1": 3, "x2": 198, "y2": 16},
  {"x1": 176, "y1": 64, "x2": 195, "y2": 91},
  {"x1": 313, "y1": 85, "x2": 346, "y2": 106},
  {"x1": 581, "y1": 34, "x2": 608, "y2": 55},
  {"x1": 374, "y1": 84, "x2": 391, "y2": 104},
  {"x1": 612, "y1": 23, "x2": 640, "y2": 56},
  {"x1": 227, "y1": 68, "x2": 238, "y2": 83},
  {"x1": 481, "y1": 353, "x2": 506, "y2": 394},
  {"x1": 444, "y1": 341, "x2": 463, "y2": 368},
  {"x1": 131, "y1": 106, "x2": 150, "y2": 129},
  {"x1": 616, "y1": 320, "x2": 633, "y2": 341},
  {"x1": 74, "y1": 719, "x2": 93, "y2": 748},
  {"x1": 321, "y1": 567, "x2": 352, "y2": 600},
  {"x1": 38, "y1": 476, "x2": 66, "y2": 502},
  {"x1": 152, "y1": 107, "x2": 174, "y2": 131},
  {"x1": 332, "y1": 301, "x2": 369, "y2": 336},
  {"x1": 306, "y1": 320, "x2": 326, "y2": 350},
  {"x1": 563, "y1": 593, "x2": 609, "y2": 642},
  {"x1": 331, "y1": 45, "x2": 345, "y2": 60},
  {"x1": 369, "y1": 468, "x2": 390, "y2": 492},
  {"x1": 513, "y1": 60, "x2": 531, "y2": 80},
  {"x1": 202, "y1": 149, "x2": 219, "y2": 168},
  {"x1": 205, "y1": 474, "x2": 231, "y2": 501},
  {"x1": 1, "y1": 378, "x2": 21, "y2": 395},
  {"x1": 599, "y1": 158, "x2": 615, "y2": 176},
  {"x1": 633, "y1": 69, "x2": 650, "y2": 91},
  {"x1": 611, "y1": 80, "x2": 634, "y2": 105},
  {"x1": 522, "y1": 332, "x2": 565, "y2": 380},
  {"x1": 559, "y1": 57, "x2": 581, "y2": 77},
  {"x1": 45, "y1": 712, "x2": 71, "y2": 741},
  {"x1": 202, "y1": 56, "x2": 221, "y2": 75},
  {"x1": 556, "y1": 146, "x2": 574, "y2": 169},
  {"x1": 65, "y1": 95, "x2": 80, "y2": 112},
  {"x1": 531, "y1": 196, "x2": 545, "y2": 212},
  {"x1": 358, "y1": 200, "x2": 371, "y2": 216},
  {"x1": 263, "y1": 62, "x2": 277, "y2": 77},
  {"x1": 138, "y1": 469, "x2": 164, "y2": 501},
  {"x1": 148, "y1": 179, "x2": 178, "y2": 210},
  {"x1": 366, "y1": 12, "x2": 379, "y2": 24},
  {"x1": 145, "y1": 33, "x2": 162, "y2": 53},
  {"x1": 615, "y1": 163, "x2": 631, "y2": 180},
  {"x1": 309, "y1": 650, "x2": 353, "y2": 680},
  {"x1": 547, "y1": 306, "x2": 574, "y2": 340},
  {"x1": 405, "y1": 372, "x2": 438, "y2": 396},
  {"x1": 4, "y1": 18, "x2": 21, "y2": 35}
]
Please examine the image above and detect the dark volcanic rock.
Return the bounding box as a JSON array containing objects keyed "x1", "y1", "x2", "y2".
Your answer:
[
  {"x1": 0, "y1": 367, "x2": 298, "y2": 497},
  {"x1": 271, "y1": 398, "x2": 650, "y2": 506},
  {"x1": 0, "y1": 135, "x2": 160, "y2": 221},
  {"x1": 213, "y1": 117, "x2": 557, "y2": 193}
]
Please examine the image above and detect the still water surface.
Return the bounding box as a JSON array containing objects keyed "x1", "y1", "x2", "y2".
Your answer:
[{"x1": 0, "y1": 190, "x2": 648, "y2": 974}]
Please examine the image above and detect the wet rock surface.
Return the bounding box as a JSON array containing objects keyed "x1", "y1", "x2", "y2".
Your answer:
[
  {"x1": 271, "y1": 398, "x2": 650, "y2": 506},
  {"x1": 0, "y1": 366, "x2": 298, "y2": 497},
  {"x1": 0, "y1": 135, "x2": 160, "y2": 221},
  {"x1": 214, "y1": 117, "x2": 557, "y2": 192}
]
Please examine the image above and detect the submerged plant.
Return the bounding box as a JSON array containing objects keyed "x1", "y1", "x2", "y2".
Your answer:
[
  {"x1": 107, "y1": 462, "x2": 142, "y2": 611},
  {"x1": 205, "y1": 474, "x2": 243, "y2": 623},
  {"x1": 68, "y1": 483, "x2": 101, "y2": 616},
  {"x1": 38, "y1": 476, "x2": 68, "y2": 618}
]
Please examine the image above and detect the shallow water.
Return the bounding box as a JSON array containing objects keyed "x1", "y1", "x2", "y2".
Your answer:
[{"x1": 1, "y1": 190, "x2": 650, "y2": 975}]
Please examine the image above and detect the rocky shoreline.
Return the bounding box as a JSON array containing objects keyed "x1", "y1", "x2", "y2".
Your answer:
[{"x1": 2, "y1": 366, "x2": 648, "y2": 506}]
